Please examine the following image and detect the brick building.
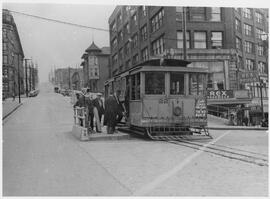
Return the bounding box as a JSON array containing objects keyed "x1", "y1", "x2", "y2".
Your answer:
[
  {"x1": 108, "y1": 6, "x2": 268, "y2": 121},
  {"x1": 2, "y1": 9, "x2": 25, "y2": 99},
  {"x1": 80, "y1": 42, "x2": 110, "y2": 93}
]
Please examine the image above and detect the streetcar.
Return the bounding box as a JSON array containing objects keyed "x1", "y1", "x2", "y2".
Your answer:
[{"x1": 105, "y1": 59, "x2": 211, "y2": 140}]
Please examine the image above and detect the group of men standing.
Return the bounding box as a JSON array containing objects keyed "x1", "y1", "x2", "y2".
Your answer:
[{"x1": 74, "y1": 88, "x2": 124, "y2": 134}]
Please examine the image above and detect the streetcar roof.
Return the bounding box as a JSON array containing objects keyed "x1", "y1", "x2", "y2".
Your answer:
[{"x1": 104, "y1": 59, "x2": 209, "y2": 85}]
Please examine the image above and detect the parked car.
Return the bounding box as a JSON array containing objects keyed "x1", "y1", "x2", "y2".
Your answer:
[{"x1": 29, "y1": 90, "x2": 39, "y2": 97}]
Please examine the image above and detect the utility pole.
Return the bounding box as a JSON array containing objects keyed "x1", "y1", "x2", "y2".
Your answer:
[
  {"x1": 24, "y1": 58, "x2": 31, "y2": 97},
  {"x1": 32, "y1": 64, "x2": 35, "y2": 90},
  {"x1": 17, "y1": 53, "x2": 21, "y2": 103},
  {"x1": 68, "y1": 66, "x2": 71, "y2": 89},
  {"x1": 182, "y1": 7, "x2": 187, "y2": 60}
]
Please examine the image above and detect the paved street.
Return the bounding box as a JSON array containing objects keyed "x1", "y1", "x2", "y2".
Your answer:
[{"x1": 3, "y1": 83, "x2": 268, "y2": 196}]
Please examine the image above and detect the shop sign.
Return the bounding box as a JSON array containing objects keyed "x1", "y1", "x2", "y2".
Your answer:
[
  {"x1": 239, "y1": 71, "x2": 259, "y2": 83},
  {"x1": 195, "y1": 98, "x2": 207, "y2": 117},
  {"x1": 207, "y1": 90, "x2": 234, "y2": 99}
]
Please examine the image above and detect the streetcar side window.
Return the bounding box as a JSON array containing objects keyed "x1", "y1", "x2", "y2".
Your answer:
[
  {"x1": 170, "y1": 73, "x2": 184, "y2": 95},
  {"x1": 145, "y1": 72, "x2": 165, "y2": 95},
  {"x1": 189, "y1": 73, "x2": 205, "y2": 95},
  {"x1": 131, "y1": 73, "x2": 141, "y2": 100}
]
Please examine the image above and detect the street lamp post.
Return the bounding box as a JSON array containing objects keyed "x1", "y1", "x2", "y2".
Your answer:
[{"x1": 258, "y1": 79, "x2": 265, "y2": 121}]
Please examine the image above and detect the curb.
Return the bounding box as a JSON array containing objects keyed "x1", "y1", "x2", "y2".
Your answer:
[
  {"x1": 207, "y1": 126, "x2": 268, "y2": 131},
  {"x1": 2, "y1": 103, "x2": 23, "y2": 120}
]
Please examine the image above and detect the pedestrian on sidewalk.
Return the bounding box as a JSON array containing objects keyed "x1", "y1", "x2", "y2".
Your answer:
[
  {"x1": 85, "y1": 90, "x2": 94, "y2": 133},
  {"x1": 104, "y1": 91, "x2": 120, "y2": 134},
  {"x1": 93, "y1": 93, "x2": 105, "y2": 133},
  {"x1": 12, "y1": 92, "x2": 15, "y2": 101}
]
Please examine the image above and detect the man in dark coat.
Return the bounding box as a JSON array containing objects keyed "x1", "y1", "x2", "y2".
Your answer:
[
  {"x1": 104, "y1": 90, "x2": 122, "y2": 134},
  {"x1": 93, "y1": 93, "x2": 105, "y2": 132}
]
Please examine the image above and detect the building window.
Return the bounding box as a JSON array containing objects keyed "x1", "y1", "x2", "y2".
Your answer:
[
  {"x1": 210, "y1": 7, "x2": 221, "y2": 21},
  {"x1": 256, "y1": 28, "x2": 264, "y2": 40},
  {"x1": 151, "y1": 8, "x2": 164, "y2": 32},
  {"x1": 176, "y1": 7, "x2": 183, "y2": 21},
  {"x1": 94, "y1": 68, "x2": 98, "y2": 76},
  {"x1": 243, "y1": 8, "x2": 252, "y2": 19},
  {"x1": 126, "y1": 59, "x2": 131, "y2": 69},
  {"x1": 3, "y1": 42, "x2": 7, "y2": 51},
  {"x1": 257, "y1": 45, "x2": 264, "y2": 56},
  {"x1": 89, "y1": 68, "x2": 93, "y2": 77},
  {"x1": 118, "y1": 30, "x2": 123, "y2": 43},
  {"x1": 111, "y1": 37, "x2": 117, "y2": 50},
  {"x1": 111, "y1": 21, "x2": 116, "y2": 33},
  {"x1": 255, "y1": 12, "x2": 263, "y2": 23},
  {"x1": 235, "y1": 18, "x2": 241, "y2": 32},
  {"x1": 245, "y1": 59, "x2": 255, "y2": 70},
  {"x1": 244, "y1": 41, "x2": 254, "y2": 53},
  {"x1": 119, "y1": 48, "x2": 123, "y2": 62},
  {"x1": 258, "y1": 62, "x2": 266, "y2": 74},
  {"x1": 141, "y1": 47, "x2": 149, "y2": 61},
  {"x1": 194, "y1": 32, "x2": 207, "y2": 49},
  {"x1": 176, "y1": 31, "x2": 190, "y2": 49},
  {"x1": 170, "y1": 73, "x2": 184, "y2": 95},
  {"x1": 142, "y1": 6, "x2": 147, "y2": 16},
  {"x1": 145, "y1": 72, "x2": 165, "y2": 94},
  {"x1": 124, "y1": 41, "x2": 130, "y2": 56},
  {"x1": 131, "y1": 33, "x2": 138, "y2": 49},
  {"x1": 112, "y1": 53, "x2": 118, "y2": 66},
  {"x1": 132, "y1": 54, "x2": 139, "y2": 65},
  {"x1": 124, "y1": 23, "x2": 130, "y2": 35},
  {"x1": 188, "y1": 7, "x2": 206, "y2": 21},
  {"x1": 3, "y1": 68, "x2": 8, "y2": 78},
  {"x1": 117, "y1": 13, "x2": 122, "y2": 26},
  {"x1": 3, "y1": 82, "x2": 9, "y2": 92},
  {"x1": 244, "y1": 23, "x2": 252, "y2": 36},
  {"x1": 3, "y1": 55, "x2": 8, "y2": 64},
  {"x1": 151, "y1": 35, "x2": 164, "y2": 56},
  {"x1": 211, "y1": 32, "x2": 223, "y2": 49},
  {"x1": 131, "y1": 14, "x2": 137, "y2": 26},
  {"x1": 3, "y1": 29, "x2": 7, "y2": 39},
  {"x1": 140, "y1": 25, "x2": 147, "y2": 41},
  {"x1": 236, "y1": 37, "x2": 242, "y2": 50}
]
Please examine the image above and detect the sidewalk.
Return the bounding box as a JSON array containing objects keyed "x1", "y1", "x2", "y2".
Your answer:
[
  {"x1": 207, "y1": 114, "x2": 268, "y2": 131},
  {"x1": 2, "y1": 98, "x2": 23, "y2": 120}
]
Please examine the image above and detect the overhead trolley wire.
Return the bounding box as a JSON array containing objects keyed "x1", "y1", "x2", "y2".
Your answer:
[
  {"x1": 8, "y1": 9, "x2": 110, "y2": 33},
  {"x1": 8, "y1": 9, "x2": 237, "y2": 45}
]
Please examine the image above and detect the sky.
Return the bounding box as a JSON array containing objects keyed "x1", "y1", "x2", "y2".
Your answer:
[
  {"x1": 2, "y1": 0, "x2": 269, "y2": 83},
  {"x1": 3, "y1": 2, "x2": 116, "y2": 83}
]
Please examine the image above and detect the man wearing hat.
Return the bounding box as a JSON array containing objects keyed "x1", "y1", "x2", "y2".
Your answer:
[{"x1": 93, "y1": 93, "x2": 105, "y2": 132}]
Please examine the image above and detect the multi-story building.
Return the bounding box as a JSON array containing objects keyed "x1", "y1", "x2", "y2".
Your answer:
[
  {"x1": 2, "y1": 9, "x2": 25, "y2": 99},
  {"x1": 108, "y1": 6, "x2": 268, "y2": 122},
  {"x1": 54, "y1": 67, "x2": 83, "y2": 90},
  {"x1": 80, "y1": 42, "x2": 110, "y2": 93}
]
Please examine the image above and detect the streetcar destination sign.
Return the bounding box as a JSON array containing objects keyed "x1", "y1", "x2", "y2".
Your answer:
[{"x1": 207, "y1": 90, "x2": 234, "y2": 99}]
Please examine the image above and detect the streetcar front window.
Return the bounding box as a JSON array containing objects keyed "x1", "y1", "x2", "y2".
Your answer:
[
  {"x1": 145, "y1": 72, "x2": 165, "y2": 95},
  {"x1": 189, "y1": 73, "x2": 205, "y2": 95},
  {"x1": 170, "y1": 73, "x2": 184, "y2": 95}
]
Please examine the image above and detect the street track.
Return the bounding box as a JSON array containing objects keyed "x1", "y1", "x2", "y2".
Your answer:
[
  {"x1": 167, "y1": 139, "x2": 268, "y2": 167},
  {"x1": 118, "y1": 127, "x2": 268, "y2": 167}
]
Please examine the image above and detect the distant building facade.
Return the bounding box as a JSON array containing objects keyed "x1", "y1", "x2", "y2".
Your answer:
[
  {"x1": 54, "y1": 67, "x2": 83, "y2": 90},
  {"x1": 2, "y1": 9, "x2": 25, "y2": 99},
  {"x1": 80, "y1": 42, "x2": 110, "y2": 93}
]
